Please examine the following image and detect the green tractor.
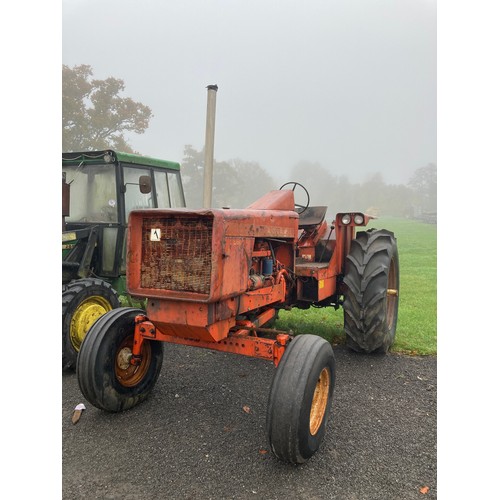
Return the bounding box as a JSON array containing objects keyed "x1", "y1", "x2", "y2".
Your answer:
[{"x1": 62, "y1": 150, "x2": 186, "y2": 370}]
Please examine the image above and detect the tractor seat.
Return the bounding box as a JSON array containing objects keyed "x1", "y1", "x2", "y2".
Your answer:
[{"x1": 298, "y1": 206, "x2": 328, "y2": 229}]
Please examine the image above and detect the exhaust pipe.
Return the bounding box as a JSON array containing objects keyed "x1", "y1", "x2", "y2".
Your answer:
[{"x1": 203, "y1": 84, "x2": 218, "y2": 208}]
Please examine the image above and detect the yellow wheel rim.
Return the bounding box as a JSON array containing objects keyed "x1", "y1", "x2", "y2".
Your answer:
[
  {"x1": 70, "y1": 296, "x2": 113, "y2": 351},
  {"x1": 309, "y1": 367, "x2": 331, "y2": 436}
]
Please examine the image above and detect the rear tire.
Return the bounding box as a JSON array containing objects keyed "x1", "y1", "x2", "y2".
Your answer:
[
  {"x1": 343, "y1": 229, "x2": 399, "y2": 353},
  {"x1": 62, "y1": 278, "x2": 120, "y2": 370},
  {"x1": 76, "y1": 307, "x2": 163, "y2": 412},
  {"x1": 266, "y1": 334, "x2": 335, "y2": 464}
]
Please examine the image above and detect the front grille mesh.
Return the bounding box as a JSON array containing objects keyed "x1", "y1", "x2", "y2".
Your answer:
[{"x1": 140, "y1": 216, "x2": 213, "y2": 294}]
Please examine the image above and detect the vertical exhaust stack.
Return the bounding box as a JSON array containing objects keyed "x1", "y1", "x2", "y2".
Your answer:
[{"x1": 203, "y1": 84, "x2": 218, "y2": 208}]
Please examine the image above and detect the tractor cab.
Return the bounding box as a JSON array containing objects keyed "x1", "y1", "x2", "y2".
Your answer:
[{"x1": 62, "y1": 150, "x2": 186, "y2": 289}]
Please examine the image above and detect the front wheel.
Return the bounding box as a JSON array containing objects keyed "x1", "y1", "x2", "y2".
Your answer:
[
  {"x1": 266, "y1": 334, "x2": 335, "y2": 464},
  {"x1": 76, "y1": 307, "x2": 163, "y2": 412}
]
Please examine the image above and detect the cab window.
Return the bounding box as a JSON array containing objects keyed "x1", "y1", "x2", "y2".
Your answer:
[
  {"x1": 123, "y1": 166, "x2": 153, "y2": 221},
  {"x1": 167, "y1": 171, "x2": 185, "y2": 208},
  {"x1": 154, "y1": 171, "x2": 171, "y2": 208}
]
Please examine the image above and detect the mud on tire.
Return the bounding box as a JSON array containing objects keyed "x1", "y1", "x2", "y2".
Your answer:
[{"x1": 343, "y1": 229, "x2": 399, "y2": 353}]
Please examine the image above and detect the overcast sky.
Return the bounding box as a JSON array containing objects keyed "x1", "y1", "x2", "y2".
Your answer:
[{"x1": 62, "y1": 0, "x2": 436, "y2": 185}]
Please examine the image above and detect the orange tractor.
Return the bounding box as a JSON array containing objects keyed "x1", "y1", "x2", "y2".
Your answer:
[{"x1": 77, "y1": 182, "x2": 399, "y2": 464}]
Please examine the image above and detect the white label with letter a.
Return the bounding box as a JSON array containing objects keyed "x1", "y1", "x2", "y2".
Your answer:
[{"x1": 150, "y1": 228, "x2": 161, "y2": 241}]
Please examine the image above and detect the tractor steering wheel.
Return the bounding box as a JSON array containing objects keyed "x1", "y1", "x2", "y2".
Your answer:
[{"x1": 279, "y1": 182, "x2": 310, "y2": 214}]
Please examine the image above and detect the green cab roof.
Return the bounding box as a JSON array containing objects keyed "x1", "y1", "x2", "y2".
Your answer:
[{"x1": 62, "y1": 149, "x2": 181, "y2": 171}]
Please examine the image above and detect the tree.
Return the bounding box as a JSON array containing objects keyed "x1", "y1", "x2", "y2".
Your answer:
[
  {"x1": 181, "y1": 145, "x2": 276, "y2": 208},
  {"x1": 408, "y1": 163, "x2": 437, "y2": 213},
  {"x1": 180, "y1": 145, "x2": 205, "y2": 207},
  {"x1": 289, "y1": 161, "x2": 338, "y2": 209},
  {"x1": 228, "y1": 158, "x2": 276, "y2": 207},
  {"x1": 62, "y1": 64, "x2": 152, "y2": 153},
  {"x1": 358, "y1": 172, "x2": 387, "y2": 213}
]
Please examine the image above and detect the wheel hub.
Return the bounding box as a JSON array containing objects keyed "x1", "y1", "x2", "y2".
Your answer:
[
  {"x1": 70, "y1": 296, "x2": 113, "y2": 351},
  {"x1": 116, "y1": 347, "x2": 133, "y2": 370},
  {"x1": 115, "y1": 336, "x2": 152, "y2": 387}
]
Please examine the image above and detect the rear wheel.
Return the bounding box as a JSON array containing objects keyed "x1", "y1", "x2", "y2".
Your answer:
[
  {"x1": 266, "y1": 334, "x2": 335, "y2": 464},
  {"x1": 76, "y1": 307, "x2": 163, "y2": 412},
  {"x1": 62, "y1": 278, "x2": 120, "y2": 370},
  {"x1": 343, "y1": 229, "x2": 399, "y2": 353}
]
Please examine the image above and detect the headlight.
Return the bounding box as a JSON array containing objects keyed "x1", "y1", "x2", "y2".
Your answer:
[
  {"x1": 341, "y1": 214, "x2": 351, "y2": 225},
  {"x1": 354, "y1": 214, "x2": 364, "y2": 225}
]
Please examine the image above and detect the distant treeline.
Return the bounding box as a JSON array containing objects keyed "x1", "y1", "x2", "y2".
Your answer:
[{"x1": 181, "y1": 146, "x2": 436, "y2": 218}]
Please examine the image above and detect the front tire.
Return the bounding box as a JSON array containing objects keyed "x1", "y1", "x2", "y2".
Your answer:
[
  {"x1": 266, "y1": 334, "x2": 335, "y2": 464},
  {"x1": 343, "y1": 229, "x2": 399, "y2": 353},
  {"x1": 76, "y1": 307, "x2": 163, "y2": 412},
  {"x1": 62, "y1": 278, "x2": 120, "y2": 370}
]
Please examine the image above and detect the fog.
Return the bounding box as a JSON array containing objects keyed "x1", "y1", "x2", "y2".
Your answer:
[{"x1": 62, "y1": 0, "x2": 436, "y2": 186}]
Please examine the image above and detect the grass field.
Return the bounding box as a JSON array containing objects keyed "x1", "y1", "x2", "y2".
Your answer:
[{"x1": 274, "y1": 217, "x2": 437, "y2": 356}]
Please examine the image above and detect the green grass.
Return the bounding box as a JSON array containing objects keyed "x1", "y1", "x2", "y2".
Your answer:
[{"x1": 274, "y1": 217, "x2": 437, "y2": 355}]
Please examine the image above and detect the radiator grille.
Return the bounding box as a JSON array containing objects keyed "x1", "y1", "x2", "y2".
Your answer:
[{"x1": 140, "y1": 216, "x2": 213, "y2": 294}]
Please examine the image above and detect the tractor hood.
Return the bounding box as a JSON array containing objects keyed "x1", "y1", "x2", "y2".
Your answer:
[{"x1": 126, "y1": 206, "x2": 298, "y2": 303}]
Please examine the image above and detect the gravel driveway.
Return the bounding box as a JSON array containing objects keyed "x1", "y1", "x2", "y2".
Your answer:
[{"x1": 62, "y1": 343, "x2": 437, "y2": 499}]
